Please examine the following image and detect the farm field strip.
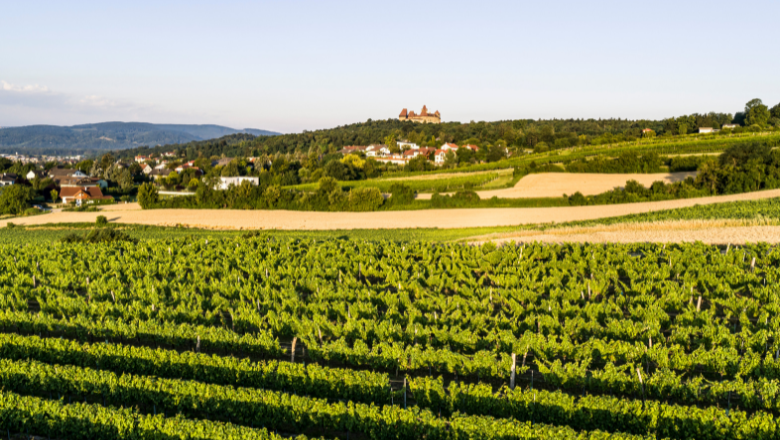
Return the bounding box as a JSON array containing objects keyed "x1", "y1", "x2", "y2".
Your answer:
[
  {"x1": 415, "y1": 172, "x2": 697, "y2": 200},
  {"x1": 2, "y1": 237, "x2": 780, "y2": 439},
  {"x1": 4, "y1": 188, "x2": 780, "y2": 231}
]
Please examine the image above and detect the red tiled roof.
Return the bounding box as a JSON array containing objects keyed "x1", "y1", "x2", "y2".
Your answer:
[
  {"x1": 399, "y1": 108, "x2": 408, "y2": 117},
  {"x1": 60, "y1": 186, "x2": 111, "y2": 200}
]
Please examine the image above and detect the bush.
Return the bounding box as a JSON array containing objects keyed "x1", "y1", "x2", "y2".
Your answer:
[
  {"x1": 388, "y1": 183, "x2": 415, "y2": 205},
  {"x1": 0, "y1": 185, "x2": 35, "y2": 215},
  {"x1": 430, "y1": 190, "x2": 481, "y2": 208},
  {"x1": 6, "y1": 222, "x2": 15, "y2": 229},
  {"x1": 137, "y1": 183, "x2": 159, "y2": 209},
  {"x1": 347, "y1": 187, "x2": 384, "y2": 212},
  {"x1": 96, "y1": 215, "x2": 108, "y2": 226}
]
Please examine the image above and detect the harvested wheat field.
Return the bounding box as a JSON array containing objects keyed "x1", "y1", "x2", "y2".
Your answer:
[
  {"x1": 3, "y1": 188, "x2": 780, "y2": 232},
  {"x1": 470, "y1": 219, "x2": 780, "y2": 245},
  {"x1": 416, "y1": 171, "x2": 696, "y2": 199}
]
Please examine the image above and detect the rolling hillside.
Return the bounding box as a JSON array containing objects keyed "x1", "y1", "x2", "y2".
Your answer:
[{"x1": 0, "y1": 122, "x2": 279, "y2": 154}]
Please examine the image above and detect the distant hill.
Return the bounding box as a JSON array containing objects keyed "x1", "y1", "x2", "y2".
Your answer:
[{"x1": 0, "y1": 122, "x2": 280, "y2": 155}]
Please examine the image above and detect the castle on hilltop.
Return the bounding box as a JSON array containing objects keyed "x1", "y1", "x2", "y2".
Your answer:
[{"x1": 398, "y1": 105, "x2": 441, "y2": 124}]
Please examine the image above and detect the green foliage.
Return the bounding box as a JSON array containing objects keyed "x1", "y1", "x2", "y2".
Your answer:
[
  {"x1": 746, "y1": 98, "x2": 771, "y2": 127},
  {"x1": 347, "y1": 187, "x2": 384, "y2": 211},
  {"x1": 95, "y1": 215, "x2": 108, "y2": 226},
  {"x1": 0, "y1": 184, "x2": 35, "y2": 215},
  {"x1": 59, "y1": 228, "x2": 136, "y2": 244},
  {"x1": 137, "y1": 182, "x2": 159, "y2": 209},
  {"x1": 389, "y1": 183, "x2": 415, "y2": 205}
]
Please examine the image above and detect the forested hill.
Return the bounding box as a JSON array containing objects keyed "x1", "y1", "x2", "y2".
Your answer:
[
  {"x1": 115, "y1": 112, "x2": 744, "y2": 159},
  {"x1": 0, "y1": 122, "x2": 280, "y2": 155}
]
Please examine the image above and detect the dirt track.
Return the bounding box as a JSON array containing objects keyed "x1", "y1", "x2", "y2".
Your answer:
[
  {"x1": 417, "y1": 172, "x2": 696, "y2": 199},
  {"x1": 3, "y1": 188, "x2": 780, "y2": 233}
]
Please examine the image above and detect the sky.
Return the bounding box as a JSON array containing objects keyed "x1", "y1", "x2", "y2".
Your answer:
[{"x1": 1, "y1": 0, "x2": 779, "y2": 133}]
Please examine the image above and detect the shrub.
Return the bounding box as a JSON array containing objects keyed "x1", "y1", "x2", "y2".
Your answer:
[
  {"x1": 388, "y1": 183, "x2": 415, "y2": 205},
  {"x1": 137, "y1": 183, "x2": 159, "y2": 209},
  {"x1": 6, "y1": 222, "x2": 15, "y2": 229},
  {"x1": 96, "y1": 215, "x2": 108, "y2": 227},
  {"x1": 347, "y1": 187, "x2": 384, "y2": 212}
]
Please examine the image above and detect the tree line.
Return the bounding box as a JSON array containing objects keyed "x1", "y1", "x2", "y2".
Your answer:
[{"x1": 115, "y1": 99, "x2": 780, "y2": 159}]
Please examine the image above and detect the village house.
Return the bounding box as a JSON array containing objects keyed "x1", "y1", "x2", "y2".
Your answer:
[
  {"x1": 59, "y1": 178, "x2": 113, "y2": 204},
  {"x1": 0, "y1": 173, "x2": 17, "y2": 186},
  {"x1": 213, "y1": 158, "x2": 234, "y2": 168},
  {"x1": 440, "y1": 143, "x2": 459, "y2": 151},
  {"x1": 722, "y1": 124, "x2": 739, "y2": 129},
  {"x1": 150, "y1": 168, "x2": 172, "y2": 181},
  {"x1": 698, "y1": 127, "x2": 715, "y2": 134},
  {"x1": 365, "y1": 144, "x2": 390, "y2": 157},
  {"x1": 141, "y1": 164, "x2": 153, "y2": 175},
  {"x1": 397, "y1": 141, "x2": 420, "y2": 150},
  {"x1": 135, "y1": 155, "x2": 149, "y2": 163},
  {"x1": 47, "y1": 168, "x2": 88, "y2": 184},
  {"x1": 26, "y1": 170, "x2": 47, "y2": 180},
  {"x1": 434, "y1": 149, "x2": 448, "y2": 165},
  {"x1": 216, "y1": 176, "x2": 259, "y2": 190},
  {"x1": 339, "y1": 146, "x2": 368, "y2": 155}
]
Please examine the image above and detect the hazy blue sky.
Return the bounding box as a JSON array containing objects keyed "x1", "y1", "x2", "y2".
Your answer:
[{"x1": 1, "y1": 0, "x2": 778, "y2": 133}]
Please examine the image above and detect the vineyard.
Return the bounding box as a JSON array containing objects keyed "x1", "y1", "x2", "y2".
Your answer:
[{"x1": 1, "y1": 236, "x2": 780, "y2": 439}]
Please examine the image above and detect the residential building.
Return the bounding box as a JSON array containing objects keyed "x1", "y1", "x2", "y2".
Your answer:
[
  {"x1": 461, "y1": 144, "x2": 480, "y2": 152},
  {"x1": 175, "y1": 161, "x2": 198, "y2": 173},
  {"x1": 398, "y1": 106, "x2": 441, "y2": 124},
  {"x1": 216, "y1": 176, "x2": 259, "y2": 190},
  {"x1": 722, "y1": 124, "x2": 739, "y2": 130},
  {"x1": 398, "y1": 141, "x2": 420, "y2": 150},
  {"x1": 141, "y1": 164, "x2": 153, "y2": 175},
  {"x1": 440, "y1": 143, "x2": 459, "y2": 151},
  {"x1": 0, "y1": 173, "x2": 16, "y2": 186},
  {"x1": 434, "y1": 149, "x2": 447, "y2": 165},
  {"x1": 26, "y1": 170, "x2": 46, "y2": 180},
  {"x1": 365, "y1": 144, "x2": 390, "y2": 157},
  {"x1": 150, "y1": 169, "x2": 172, "y2": 181},
  {"x1": 135, "y1": 155, "x2": 149, "y2": 163},
  {"x1": 213, "y1": 158, "x2": 234, "y2": 167},
  {"x1": 699, "y1": 127, "x2": 715, "y2": 134},
  {"x1": 47, "y1": 168, "x2": 88, "y2": 184},
  {"x1": 339, "y1": 146, "x2": 368, "y2": 155},
  {"x1": 59, "y1": 178, "x2": 112, "y2": 204},
  {"x1": 60, "y1": 185, "x2": 112, "y2": 204}
]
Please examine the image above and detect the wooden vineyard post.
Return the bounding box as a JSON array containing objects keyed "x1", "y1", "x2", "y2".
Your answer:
[
  {"x1": 510, "y1": 353, "x2": 517, "y2": 390},
  {"x1": 403, "y1": 377, "x2": 407, "y2": 409},
  {"x1": 636, "y1": 368, "x2": 646, "y2": 409},
  {"x1": 291, "y1": 337, "x2": 297, "y2": 363}
]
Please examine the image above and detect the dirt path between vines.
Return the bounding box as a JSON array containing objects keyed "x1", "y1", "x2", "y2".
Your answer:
[
  {"x1": 2, "y1": 188, "x2": 780, "y2": 233},
  {"x1": 416, "y1": 171, "x2": 696, "y2": 199}
]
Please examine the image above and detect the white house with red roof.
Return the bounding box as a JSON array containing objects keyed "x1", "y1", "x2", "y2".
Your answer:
[
  {"x1": 434, "y1": 149, "x2": 448, "y2": 165},
  {"x1": 440, "y1": 143, "x2": 458, "y2": 151}
]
